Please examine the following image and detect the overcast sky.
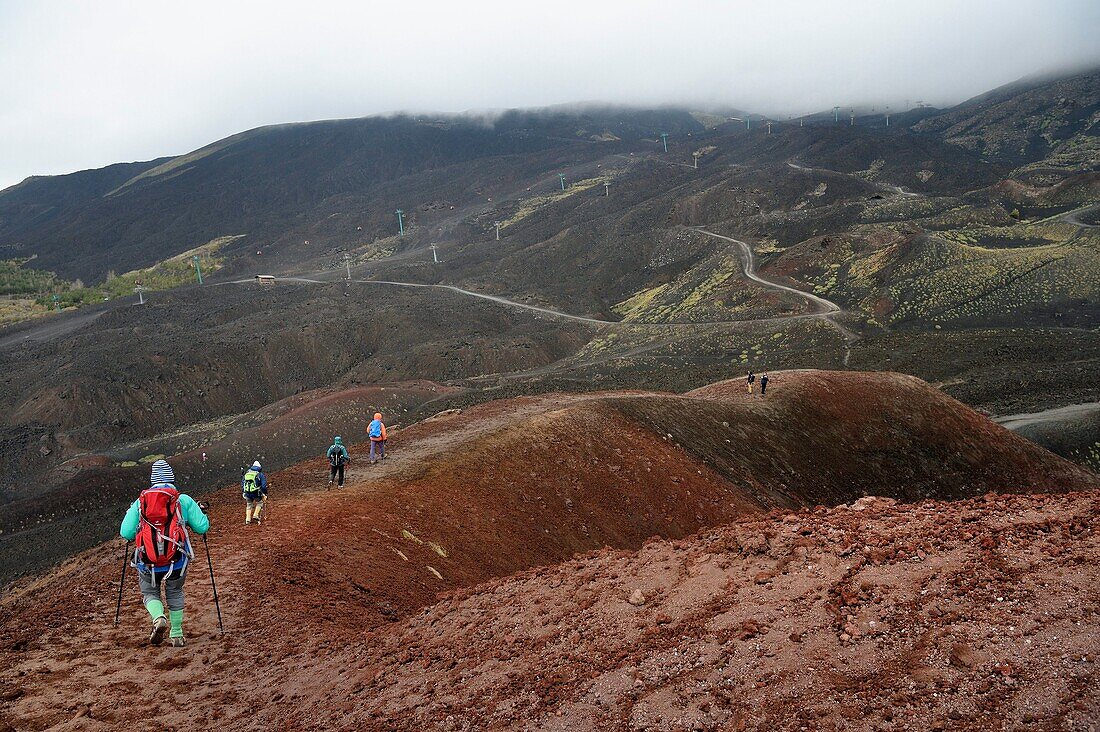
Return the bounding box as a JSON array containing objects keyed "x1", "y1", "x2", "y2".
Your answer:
[{"x1": 1, "y1": 0, "x2": 1097, "y2": 190}]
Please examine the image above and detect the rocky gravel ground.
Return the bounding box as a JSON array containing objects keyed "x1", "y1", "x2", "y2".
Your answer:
[
  {"x1": 348, "y1": 490, "x2": 1100, "y2": 731},
  {"x1": 1, "y1": 374, "x2": 1096, "y2": 731}
]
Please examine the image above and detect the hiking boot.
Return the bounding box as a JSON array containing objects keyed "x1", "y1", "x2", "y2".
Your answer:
[
  {"x1": 245, "y1": 518, "x2": 251, "y2": 525},
  {"x1": 253, "y1": 517, "x2": 262, "y2": 525},
  {"x1": 169, "y1": 636, "x2": 186, "y2": 647},
  {"x1": 149, "y1": 615, "x2": 168, "y2": 646}
]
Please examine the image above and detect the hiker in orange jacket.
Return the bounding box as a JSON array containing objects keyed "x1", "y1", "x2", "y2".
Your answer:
[{"x1": 368, "y1": 412, "x2": 387, "y2": 464}]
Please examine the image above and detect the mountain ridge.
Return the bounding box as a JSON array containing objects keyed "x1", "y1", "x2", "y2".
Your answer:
[{"x1": 2, "y1": 68, "x2": 1095, "y2": 283}]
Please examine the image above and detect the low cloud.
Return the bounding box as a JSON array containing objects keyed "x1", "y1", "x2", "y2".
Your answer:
[{"x1": 1, "y1": 0, "x2": 1097, "y2": 189}]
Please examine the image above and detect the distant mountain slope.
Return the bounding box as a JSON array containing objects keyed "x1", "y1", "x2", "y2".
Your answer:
[
  {"x1": 913, "y1": 68, "x2": 1100, "y2": 168},
  {"x1": 2, "y1": 70, "x2": 1096, "y2": 288},
  {"x1": 0, "y1": 158, "x2": 165, "y2": 251},
  {"x1": 0, "y1": 109, "x2": 704, "y2": 282}
]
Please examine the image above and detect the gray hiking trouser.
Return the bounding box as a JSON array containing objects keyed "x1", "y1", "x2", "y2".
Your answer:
[{"x1": 137, "y1": 566, "x2": 187, "y2": 612}]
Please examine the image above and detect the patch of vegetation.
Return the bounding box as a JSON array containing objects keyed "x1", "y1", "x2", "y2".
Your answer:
[
  {"x1": 679, "y1": 266, "x2": 736, "y2": 310},
  {"x1": 0, "y1": 236, "x2": 238, "y2": 326},
  {"x1": 689, "y1": 112, "x2": 728, "y2": 129},
  {"x1": 1014, "y1": 136, "x2": 1100, "y2": 176},
  {"x1": 613, "y1": 284, "x2": 669, "y2": 320},
  {"x1": 0, "y1": 258, "x2": 65, "y2": 296},
  {"x1": 937, "y1": 222, "x2": 1070, "y2": 250},
  {"x1": 612, "y1": 241, "x2": 817, "y2": 325},
  {"x1": 753, "y1": 238, "x2": 782, "y2": 254},
  {"x1": 108, "y1": 133, "x2": 260, "y2": 196},
  {"x1": 818, "y1": 229, "x2": 1099, "y2": 326},
  {"x1": 858, "y1": 196, "x2": 958, "y2": 226},
  {"x1": 361, "y1": 243, "x2": 397, "y2": 261},
  {"x1": 501, "y1": 176, "x2": 610, "y2": 229},
  {"x1": 0, "y1": 297, "x2": 51, "y2": 326},
  {"x1": 0, "y1": 258, "x2": 65, "y2": 324},
  {"x1": 1071, "y1": 441, "x2": 1100, "y2": 474},
  {"x1": 50, "y1": 236, "x2": 238, "y2": 309}
]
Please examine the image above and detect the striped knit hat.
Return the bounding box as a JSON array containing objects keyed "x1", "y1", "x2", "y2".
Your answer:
[{"x1": 150, "y1": 459, "x2": 175, "y2": 487}]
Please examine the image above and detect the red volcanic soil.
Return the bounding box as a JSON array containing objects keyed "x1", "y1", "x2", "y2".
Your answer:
[
  {"x1": 0, "y1": 371, "x2": 1095, "y2": 730},
  {"x1": 146, "y1": 379, "x2": 464, "y2": 496},
  {"x1": 0, "y1": 381, "x2": 459, "y2": 583},
  {"x1": 348, "y1": 490, "x2": 1100, "y2": 731}
]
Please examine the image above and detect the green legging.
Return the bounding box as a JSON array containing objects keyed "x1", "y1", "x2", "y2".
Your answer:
[{"x1": 138, "y1": 568, "x2": 187, "y2": 638}]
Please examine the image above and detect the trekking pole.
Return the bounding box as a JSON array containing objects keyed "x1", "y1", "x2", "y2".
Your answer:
[
  {"x1": 201, "y1": 534, "x2": 225, "y2": 634},
  {"x1": 113, "y1": 541, "x2": 129, "y2": 626}
]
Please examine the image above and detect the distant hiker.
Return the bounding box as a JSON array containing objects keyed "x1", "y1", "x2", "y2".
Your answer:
[
  {"x1": 241, "y1": 460, "x2": 268, "y2": 525},
  {"x1": 747, "y1": 371, "x2": 756, "y2": 394},
  {"x1": 327, "y1": 436, "x2": 349, "y2": 487},
  {"x1": 760, "y1": 373, "x2": 770, "y2": 395},
  {"x1": 368, "y1": 412, "x2": 388, "y2": 464},
  {"x1": 119, "y1": 459, "x2": 209, "y2": 647}
]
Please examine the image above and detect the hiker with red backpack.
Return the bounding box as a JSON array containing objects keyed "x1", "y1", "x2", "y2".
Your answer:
[{"x1": 119, "y1": 459, "x2": 209, "y2": 647}]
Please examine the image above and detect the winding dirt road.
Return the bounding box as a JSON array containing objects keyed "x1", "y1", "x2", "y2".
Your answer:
[
  {"x1": 787, "y1": 160, "x2": 923, "y2": 198},
  {"x1": 1058, "y1": 203, "x2": 1099, "y2": 229},
  {"x1": 228, "y1": 223, "x2": 861, "y2": 376},
  {"x1": 350, "y1": 227, "x2": 861, "y2": 380},
  {"x1": 693, "y1": 228, "x2": 859, "y2": 364},
  {"x1": 995, "y1": 401, "x2": 1100, "y2": 431},
  {"x1": 691, "y1": 228, "x2": 839, "y2": 315},
  {"x1": 351, "y1": 279, "x2": 617, "y2": 325},
  {"x1": 377, "y1": 228, "x2": 850, "y2": 328},
  {"x1": 242, "y1": 227, "x2": 852, "y2": 328}
]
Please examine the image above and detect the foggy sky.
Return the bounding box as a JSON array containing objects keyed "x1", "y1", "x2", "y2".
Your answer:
[{"x1": 1, "y1": 0, "x2": 1098, "y2": 190}]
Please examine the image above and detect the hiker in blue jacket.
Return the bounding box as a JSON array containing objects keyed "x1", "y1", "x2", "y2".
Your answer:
[
  {"x1": 367, "y1": 412, "x2": 387, "y2": 464},
  {"x1": 241, "y1": 460, "x2": 268, "y2": 525}
]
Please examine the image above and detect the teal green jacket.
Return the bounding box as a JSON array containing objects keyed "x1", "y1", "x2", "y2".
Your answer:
[
  {"x1": 120, "y1": 492, "x2": 210, "y2": 541},
  {"x1": 327, "y1": 443, "x2": 349, "y2": 464}
]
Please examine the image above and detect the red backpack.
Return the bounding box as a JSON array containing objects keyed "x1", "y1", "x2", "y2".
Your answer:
[{"x1": 135, "y1": 487, "x2": 190, "y2": 568}]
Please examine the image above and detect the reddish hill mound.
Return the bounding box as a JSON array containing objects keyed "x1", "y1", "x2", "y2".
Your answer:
[
  {"x1": 0, "y1": 371, "x2": 1093, "y2": 731},
  {"x1": 336, "y1": 489, "x2": 1100, "y2": 730}
]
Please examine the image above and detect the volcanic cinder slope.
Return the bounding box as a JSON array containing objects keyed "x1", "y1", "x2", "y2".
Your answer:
[
  {"x1": 0, "y1": 380, "x2": 462, "y2": 583},
  {"x1": 1, "y1": 371, "x2": 1094, "y2": 731},
  {"x1": 350, "y1": 489, "x2": 1100, "y2": 731},
  {"x1": 3, "y1": 70, "x2": 1099, "y2": 561}
]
